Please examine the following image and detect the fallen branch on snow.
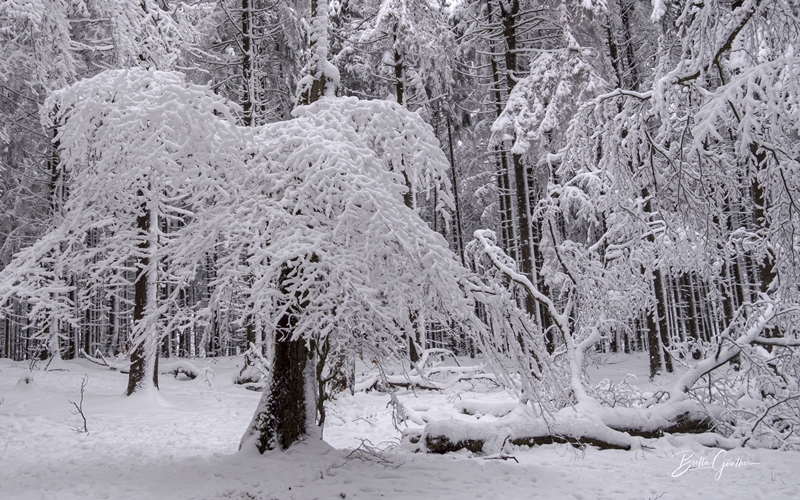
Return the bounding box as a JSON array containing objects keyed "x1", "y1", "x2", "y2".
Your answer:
[
  {"x1": 159, "y1": 360, "x2": 202, "y2": 380},
  {"x1": 355, "y1": 367, "x2": 497, "y2": 392}
]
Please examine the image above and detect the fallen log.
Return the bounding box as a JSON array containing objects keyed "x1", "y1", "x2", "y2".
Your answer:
[
  {"x1": 355, "y1": 371, "x2": 498, "y2": 392},
  {"x1": 585, "y1": 399, "x2": 722, "y2": 439},
  {"x1": 159, "y1": 360, "x2": 201, "y2": 380},
  {"x1": 404, "y1": 401, "x2": 727, "y2": 455}
]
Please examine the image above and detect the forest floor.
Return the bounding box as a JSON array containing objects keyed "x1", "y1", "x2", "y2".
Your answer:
[{"x1": 1, "y1": 353, "x2": 798, "y2": 500}]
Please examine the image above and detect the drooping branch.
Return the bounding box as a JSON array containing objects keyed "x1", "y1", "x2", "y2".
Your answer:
[{"x1": 670, "y1": 299, "x2": 776, "y2": 399}]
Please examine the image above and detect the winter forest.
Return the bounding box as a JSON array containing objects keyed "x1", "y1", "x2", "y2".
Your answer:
[{"x1": 1, "y1": 0, "x2": 800, "y2": 498}]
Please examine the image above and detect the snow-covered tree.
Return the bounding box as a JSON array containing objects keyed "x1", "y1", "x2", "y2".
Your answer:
[
  {"x1": 0, "y1": 66, "x2": 485, "y2": 448},
  {"x1": 80, "y1": 0, "x2": 202, "y2": 71},
  {"x1": 334, "y1": 0, "x2": 454, "y2": 113},
  {"x1": 0, "y1": 0, "x2": 79, "y2": 262},
  {"x1": 202, "y1": 0, "x2": 302, "y2": 125},
  {"x1": 236, "y1": 96, "x2": 471, "y2": 451},
  {"x1": 0, "y1": 68, "x2": 245, "y2": 393}
]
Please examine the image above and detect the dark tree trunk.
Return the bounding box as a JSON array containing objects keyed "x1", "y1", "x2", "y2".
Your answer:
[
  {"x1": 500, "y1": 0, "x2": 546, "y2": 332},
  {"x1": 604, "y1": 16, "x2": 624, "y2": 87},
  {"x1": 241, "y1": 0, "x2": 254, "y2": 126},
  {"x1": 646, "y1": 295, "x2": 662, "y2": 380},
  {"x1": 632, "y1": 135, "x2": 672, "y2": 377},
  {"x1": 107, "y1": 292, "x2": 116, "y2": 355},
  {"x1": 84, "y1": 304, "x2": 91, "y2": 356},
  {"x1": 394, "y1": 44, "x2": 404, "y2": 106},
  {"x1": 495, "y1": 149, "x2": 516, "y2": 256},
  {"x1": 750, "y1": 145, "x2": 776, "y2": 293},
  {"x1": 486, "y1": 0, "x2": 516, "y2": 257},
  {"x1": 253, "y1": 324, "x2": 311, "y2": 452},
  {"x1": 618, "y1": 0, "x2": 640, "y2": 90},
  {"x1": 3, "y1": 316, "x2": 10, "y2": 359},
  {"x1": 389, "y1": 36, "x2": 420, "y2": 362},
  {"x1": 243, "y1": 8, "x2": 335, "y2": 446},
  {"x1": 67, "y1": 277, "x2": 76, "y2": 360},
  {"x1": 446, "y1": 114, "x2": 465, "y2": 267},
  {"x1": 126, "y1": 198, "x2": 158, "y2": 395},
  {"x1": 243, "y1": 264, "x2": 319, "y2": 452},
  {"x1": 654, "y1": 268, "x2": 673, "y2": 373},
  {"x1": 532, "y1": 215, "x2": 554, "y2": 350},
  {"x1": 682, "y1": 274, "x2": 697, "y2": 341},
  {"x1": 513, "y1": 153, "x2": 537, "y2": 317},
  {"x1": 296, "y1": 0, "x2": 330, "y2": 106}
]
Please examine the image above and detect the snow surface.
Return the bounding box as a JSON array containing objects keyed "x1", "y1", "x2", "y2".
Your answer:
[{"x1": 1, "y1": 355, "x2": 798, "y2": 499}]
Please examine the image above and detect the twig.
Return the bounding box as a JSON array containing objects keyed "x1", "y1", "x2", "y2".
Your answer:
[
  {"x1": 80, "y1": 349, "x2": 110, "y2": 367},
  {"x1": 742, "y1": 394, "x2": 800, "y2": 447},
  {"x1": 484, "y1": 454, "x2": 519, "y2": 463},
  {"x1": 330, "y1": 439, "x2": 403, "y2": 469},
  {"x1": 69, "y1": 375, "x2": 89, "y2": 433}
]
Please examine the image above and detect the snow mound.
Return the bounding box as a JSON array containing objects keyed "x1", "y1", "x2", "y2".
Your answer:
[
  {"x1": 14, "y1": 373, "x2": 43, "y2": 392},
  {"x1": 455, "y1": 400, "x2": 519, "y2": 418}
]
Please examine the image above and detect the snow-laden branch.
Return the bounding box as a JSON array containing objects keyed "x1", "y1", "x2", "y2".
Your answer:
[
  {"x1": 474, "y1": 229, "x2": 596, "y2": 403},
  {"x1": 670, "y1": 299, "x2": 776, "y2": 400}
]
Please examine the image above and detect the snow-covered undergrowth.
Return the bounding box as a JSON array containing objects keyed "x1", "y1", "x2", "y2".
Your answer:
[{"x1": 1, "y1": 355, "x2": 798, "y2": 500}]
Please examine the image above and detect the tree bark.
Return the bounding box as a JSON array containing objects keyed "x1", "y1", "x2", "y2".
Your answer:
[
  {"x1": 446, "y1": 114, "x2": 465, "y2": 267},
  {"x1": 241, "y1": 264, "x2": 320, "y2": 452},
  {"x1": 126, "y1": 197, "x2": 159, "y2": 395},
  {"x1": 241, "y1": 0, "x2": 254, "y2": 126},
  {"x1": 486, "y1": 0, "x2": 516, "y2": 257}
]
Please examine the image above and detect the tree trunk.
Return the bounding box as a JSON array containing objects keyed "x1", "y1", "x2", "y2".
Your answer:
[
  {"x1": 249, "y1": 328, "x2": 314, "y2": 452},
  {"x1": 296, "y1": 0, "x2": 332, "y2": 106},
  {"x1": 750, "y1": 145, "x2": 777, "y2": 293},
  {"x1": 655, "y1": 268, "x2": 673, "y2": 373},
  {"x1": 486, "y1": 0, "x2": 516, "y2": 257},
  {"x1": 126, "y1": 198, "x2": 159, "y2": 395},
  {"x1": 499, "y1": 0, "x2": 536, "y2": 322},
  {"x1": 3, "y1": 315, "x2": 10, "y2": 358},
  {"x1": 242, "y1": 5, "x2": 333, "y2": 448},
  {"x1": 446, "y1": 114, "x2": 465, "y2": 266},
  {"x1": 499, "y1": 0, "x2": 547, "y2": 334},
  {"x1": 241, "y1": 0, "x2": 254, "y2": 126},
  {"x1": 241, "y1": 265, "x2": 320, "y2": 452}
]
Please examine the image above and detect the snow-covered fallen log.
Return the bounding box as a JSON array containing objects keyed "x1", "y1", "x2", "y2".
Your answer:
[
  {"x1": 580, "y1": 399, "x2": 721, "y2": 438},
  {"x1": 233, "y1": 365, "x2": 265, "y2": 385},
  {"x1": 159, "y1": 360, "x2": 201, "y2": 380},
  {"x1": 79, "y1": 349, "x2": 131, "y2": 372},
  {"x1": 406, "y1": 399, "x2": 725, "y2": 455},
  {"x1": 455, "y1": 400, "x2": 518, "y2": 418},
  {"x1": 403, "y1": 406, "x2": 636, "y2": 454},
  {"x1": 355, "y1": 370, "x2": 497, "y2": 392}
]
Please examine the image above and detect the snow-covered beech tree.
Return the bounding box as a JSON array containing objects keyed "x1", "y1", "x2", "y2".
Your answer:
[
  {"x1": 0, "y1": 69, "x2": 245, "y2": 394},
  {"x1": 0, "y1": 0, "x2": 218, "y2": 361},
  {"x1": 235, "y1": 96, "x2": 469, "y2": 451}
]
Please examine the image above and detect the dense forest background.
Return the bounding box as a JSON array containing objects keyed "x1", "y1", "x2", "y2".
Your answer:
[{"x1": 1, "y1": 0, "x2": 799, "y2": 451}]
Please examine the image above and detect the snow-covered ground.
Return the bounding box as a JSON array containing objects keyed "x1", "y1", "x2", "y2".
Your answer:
[{"x1": 1, "y1": 354, "x2": 798, "y2": 500}]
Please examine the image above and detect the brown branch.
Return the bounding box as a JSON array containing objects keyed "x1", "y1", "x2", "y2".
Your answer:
[
  {"x1": 675, "y1": 1, "x2": 761, "y2": 85},
  {"x1": 69, "y1": 375, "x2": 89, "y2": 433}
]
